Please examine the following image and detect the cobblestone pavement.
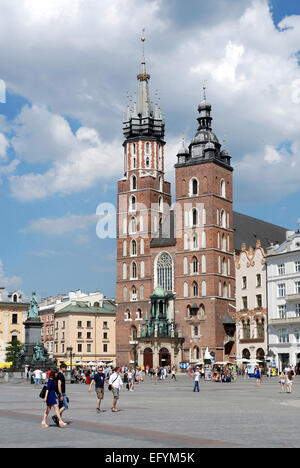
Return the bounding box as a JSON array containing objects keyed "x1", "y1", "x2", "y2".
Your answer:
[{"x1": 0, "y1": 375, "x2": 299, "y2": 448}]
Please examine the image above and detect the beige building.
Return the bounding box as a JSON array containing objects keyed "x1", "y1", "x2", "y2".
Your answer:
[
  {"x1": 54, "y1": 299, "x2": 116, "y2": 366},
  {"x1": 235, "y1": 241, "x2": 267, "y2": 362},
  {"x1": 0, "y1": 290, "x2": 30, "y2": 363}
]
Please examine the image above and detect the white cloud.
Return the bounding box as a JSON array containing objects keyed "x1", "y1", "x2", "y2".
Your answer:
[
  {"x1": 23, "y1": 213, "x2": 101, "y2": 235},
  {"x1": 0, "y1": 259, "x2": 22, "y2": 289},
  {"x1": 8, "y1": 105, "x2": 121, "y2": 200},
  {"x1": 0, "y1": 0, "x2": 299, "y2": 204},
  {"x1": 0, "y1": 133, "x2": 9, "y2": 159}
]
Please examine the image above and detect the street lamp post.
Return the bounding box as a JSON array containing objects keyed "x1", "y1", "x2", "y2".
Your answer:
[{"x1": 66, "y1": 346, "x2": 74, "y2": 382}]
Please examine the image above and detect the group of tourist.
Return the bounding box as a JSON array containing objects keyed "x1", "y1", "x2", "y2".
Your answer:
[{"x1": 35, "y1": 360, "x2": 298, "y2": 428}]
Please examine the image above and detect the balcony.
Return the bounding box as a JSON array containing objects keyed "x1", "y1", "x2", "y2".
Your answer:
[
  {"x1": 286, "y1": 293, "x2": 300, "y2": 303},
  {"x1": 239, "y1": 338, "x2": 265, "y2": 344},
  {"x1": 269, "y1": 316, "x2": 300, "y2": 325}
]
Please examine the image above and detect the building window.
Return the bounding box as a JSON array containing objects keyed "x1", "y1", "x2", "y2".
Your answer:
[
  {"x1": 278, "y1": 283, "x2": 286, "y2": 298},
  {"x1": 202, "y1": 281, "x2": 207, "y2": 297},
  {"x1": 77, "y1": 321, "x2": 82, "y2": 328},
  {"x1": 103, "y1": 322, "x2": 108, "y2": 329},
  {"x1": 103, "y1": 332, "x2": 108, "y2": 339},
  {"x1": 192, "y1": 257, "x2": 199, "y2": 274},
  {"x1": 256, "y1": 274, "x2": 261, "y2": 288},
  {"x1": 193, "y1": 282, "x2": 199, "y2": 297},
  {"x1": 140, "y1": 285, "x2": 144, "y2": 300},
  {"x1": 87, "y1": 321, "x2": 92, "y2": 328},
  {"x1": 130, "y1": 196, "x2": 136, "y2": 212},
  {"x1": 296, "y1": 304, "x2": 300, "y2": 317},
  {"x1": 87, "y1": 332, "x2": 92, "y2": 339},
  {"x1": 242, "y1": 297, "x2": 248, "y2": 310},
  {"x1": 192, "y1": 234, "x2": 198, "y2": 250},
  {"x1": 192, "y1": 209, "x2": 198, "y2": 227},
  {"x1": 78, "y1": 332, "x2": 82, "y2": 339},
  {"x1": 278, "y1": 305, "x2": 287, "y2": 319},
  {"x1": 278, "y1": 264, "x2": 285, "y2": 276},
  {"x1": 12, "y1": 314, "x2": 18, "y2": 325},
  {"x1": 103, "y1": 344, "x2": 108, "y2": 353},
  {"x1": 242, "y1": 277, "x2": 247, "y2": 289},
  {"x1": 242, "y1": 320, "x2": 250, "y2": 339},
  {"x1": 296, "y1": 261, "x2": 300, "y2": 273},
  {"x1": 256, "y1": 295, "x2": 262, "y2": 308},
  {"x1": 257, "y1": 319, "x2": 264, "y2": 338},
  {"x1": 279, "y1": 328, "x2": 289, "y2": 344},
  {"x1": 131, "y1": 286, "x2": 137, "y2": 301},
  {"x1": 156, "y1": 252, "x2": 173, "y2": 291},
  {"x1": 131, "y1": 262, "x2": 138, "y2": 279},
  {"x1": 295, "y1": 281, "x2": 300, "y2": 294},
  {"x1": 131, "y1": 175, "x2": 137, "y2": 191},
  {"x1": 220, "y1": 179, "x2": 226, "y2": 198},
  {"x1": 193, "y1": 326, "x2": 199, "y2": 337},
  {"x1": 123, "y1": 287, "x2": 128, "y2": 301},
  {"x1": 294, "y1": 330, "x2": 300, "y2": 343},
  {"x1": 192, "y1": 179, "x2": 198, "y2": 196}
]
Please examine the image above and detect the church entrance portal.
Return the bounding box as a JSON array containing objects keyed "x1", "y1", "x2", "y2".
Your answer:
[
  {"x1": 159, "y1": 347, "x2": 171, "y2": 367},
  {"x1": 144, "y1": 348, "x2": 153, "y2": 369}
]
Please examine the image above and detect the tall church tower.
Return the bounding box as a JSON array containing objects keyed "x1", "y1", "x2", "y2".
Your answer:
[
  {"x1": 174, "y1": 90, "x2": 236, "y2": 363},
  {"x1": 116, "y1": 38, "x2": 171, "y2": 366}
]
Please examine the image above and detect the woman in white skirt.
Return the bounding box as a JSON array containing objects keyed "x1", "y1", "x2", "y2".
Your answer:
[{"x1": 286, "y1": 371, "x2": 294, "y2": 393}]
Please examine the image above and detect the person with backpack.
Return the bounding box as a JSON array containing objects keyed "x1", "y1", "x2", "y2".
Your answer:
[
  {"x1": 41, "y1": 369, "x2": 67, "y2": 429},
  {"x1": 109, "y1": 367, "x2": 123, "y2": 412},
  {"x1": 286, "y1": 371, "x2": 294, "y2": 393}
]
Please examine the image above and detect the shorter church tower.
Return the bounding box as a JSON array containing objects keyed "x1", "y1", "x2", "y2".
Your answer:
[{"x1": 174, "y1": 89, "x2": 236, "y2": 363}]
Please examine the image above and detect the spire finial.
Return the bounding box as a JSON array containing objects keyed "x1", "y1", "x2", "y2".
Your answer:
[
  {"x1": 203, "y1": 80, "x2": 207, "y2": 101},
  {"x1": 141, "y1": 28, "x2": 146, "y2": 62}
]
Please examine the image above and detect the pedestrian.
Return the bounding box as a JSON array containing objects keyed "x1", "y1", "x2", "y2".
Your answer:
[
  {"x1": 109, "y1": 367, "x2": 123, "y2": 412},
  {"x1": 41, "y1": 370, "x2": 67, "y2": 429},
  {"x1": 171, "y1": 366, "x2": 176, "y2": 381},
  {"x1": 88, "y1": 366, "x2": 106, "y2": 413},
  {"x1": 33, "y1": 368, "x2": 42, "y2": 388},
  {"x1": 278, "y1": 371, "x2": 286, "y2": 393},
  {"x1": 52, "y1": 364, "x2": 68, "y2": 427},
  {"x1": 192, "y1": 367, "x2": 200, "y2": 392},
  {"x1": 127, "y1": 367, "x2": 134, "y2": 391},
  {"x1": 255, "y1": 366, "x2": 261, "y2": 387},
  {"x1": 41, "y1": 371, "x2": 47, "y2": 385},
  {"x1": 286, "y1": 371, "x2": 294, "y2": 393}
]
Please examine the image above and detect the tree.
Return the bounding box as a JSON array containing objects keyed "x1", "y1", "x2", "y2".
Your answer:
[{"x1": 5, "y1": 340, "x2": 22, "y2": 363}]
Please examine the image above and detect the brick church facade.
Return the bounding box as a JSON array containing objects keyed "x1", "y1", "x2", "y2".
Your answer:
[{"x1": 116, "y1": 47, "x2": 237, "y2": 369}]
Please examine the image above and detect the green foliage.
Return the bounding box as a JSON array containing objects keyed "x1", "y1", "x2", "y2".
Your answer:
[{"x1": 5, "y1": 340, "x2": 22, "y2": 363}]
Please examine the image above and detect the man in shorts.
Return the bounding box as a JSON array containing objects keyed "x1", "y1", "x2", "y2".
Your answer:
[
  {"x1": 89, "y1": 366, "x2": 106, "y2": 413},
  {"x1": 109, "y1": 367, "x2": 123, "y2": 412}
]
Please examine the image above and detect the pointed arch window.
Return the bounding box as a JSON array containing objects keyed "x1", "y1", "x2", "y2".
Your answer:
[
  {"x1": 202, "y1": 281, "x2": 207, "y2": 297},
  {"x1": 131, "y1": 175, "x2": 137, "y2": 191},
  {"x1": 130, "y1": 217, "x2": 137, "y2": 234},
  {"x1": 131, "y1": 262, "x2": 138, "y2": 279},
  {"x1": 192, "y1": 209, "x2": 198, "y2": 227},
  {"x1": 130, "y1": 196, "x2": 136, "y2": 212},
  {"x1": 192, "y1": 234, "x2": 198, "y2": 250},
  {"x1": 193, "y1": 256, "x2": 199, "y2": 274},
  {"x1": 131, "y1": 239, "x2": 137, "y2": 256},
  {"x1": 156, "y1": 252, "x2": 173, "y2": 291},
  {"x1": 220, "y1": 179, "x2": 226, "y2": 198},
  {"x1": 193, "y1": 281, "x2": 199, "y2": 297},
  {"x1": 191, "y1": 178, "x2": 198, "y2": 196},
  {"x1": 146, "y1": 142, "x2": 150, "y2": 154}
]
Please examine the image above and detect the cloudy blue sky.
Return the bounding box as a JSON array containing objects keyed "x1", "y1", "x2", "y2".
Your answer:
[{"x1": 0, "y1": 0, "x2": 300, "y2": 300}]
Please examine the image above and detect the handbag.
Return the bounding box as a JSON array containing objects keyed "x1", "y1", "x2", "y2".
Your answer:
[
  {"x1": 39, "y1": 385, "x2": 47, "y2": 399},
  {"x1": 108, "y1": 375, "x2": 118, "y2": 391}
]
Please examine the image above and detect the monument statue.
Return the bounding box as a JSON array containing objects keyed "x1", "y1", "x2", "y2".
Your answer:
[
  {"x1": 32, "y1": 344, "x2": 46, "y2": 363},
  {"x1": 28, "y1": 292, "x2": 39, "y2": 320}
]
